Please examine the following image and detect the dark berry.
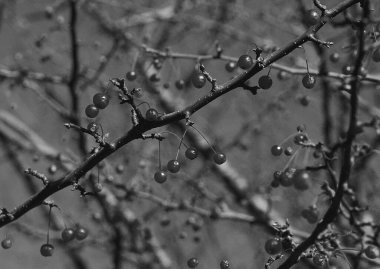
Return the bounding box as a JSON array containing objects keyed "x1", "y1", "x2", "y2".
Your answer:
[
  {"x1": 365, "y1": 245, "x2": 380, "y2": 259},
  {"x1": 126, "y1": 71, "x2": 137, "y2": 81},
  {"x1": 273, "y1": 171, "x2": 282, "y2": 181},
  {"x1": 271, "y1": 179, "x2": 280, "y2": 188},
  {"x1": 225, "y1": 62, "x2": 236, "y2": 72},
  {"x1": 342, "y1": 65, "x2": 353, "y2": 75},
  {"x1": 329, "y1": 52, "x2": 340, "y2": 63},
  {"x1": 192, "y1": 73, "x2": 206, "y2": 88},
  {"x1": 1, "y1": 238, "x2": 12, "y2": 249},
  {"x1": 238, "y1": 54, "x2": 253, "y2": 70},
  {"x1": 154, "y1": 171, "x2": 167, "y2": 183},
  {"x1": 153, "y1": 58, "x2": 162, "y2": 69},
  {"x1": 265, "y1": 238, "x2": 282, "y2": 255},
  {"x1": 293, "y1": 170, "x2": 310, "y2": 191},
  {"x1": 40, "y1": 244, "x2": 54, "y2": 257},
  {"x1": 93, "y1": 93, "x2": 110, "y2": 109},
  {"x1": 271, "y1": 145, "x2": 283, "y2": 156},
  {"x1": 163, "y1": 83, "x2": 170, "y2": 89},
  {"x1": 284, "y1": 147, "x2": 293, "y2": 156},
  {"x1": 277, "y1": 70, "x2": 291, "y2": 80},
  {"x1": 299, "y1": 95, "x2": 310, "y2": 106},
  {"x1": 149, "y1": 73, "x2": 160, "y2": 82},
  {"x1": 87, "y1": 122, "x2": 99, "y2": 133},
  {"x1": 213, "y1": 152, "x2": 226, "y2": 165},
  {"x1": 306, "y1": 9, "x2": 319, "y2": 25},
  {"x1": 220, "y1": 259, "x2": 230, "y2": 269},
  {"x1": 185, "y1": 147, "x2": 198, "y2": 160},
  {"x1": 61, "y1": 228, "x2": 75, "y2": 242},
  {"x1": 94, "y1": 183, "x2": 103, "y2": 192},
  {"x1": 131, "y1": 88, "x2": 143, "y2": 98},
  {"x1": 167, "y1": 160, "x2": 181, "y2": 173},
  {"x1": 75, "y1": 227, "x2": 88, "y2": 240},
  {"x1": 301, "y1": 207, "x2": 319, "y2": 223},
  {"x1": 302, "y1": 74, "x2": 316, "y2": 89},
  {"x1": 85, "y1": 104, "x2": 99, "y2": 118},
  {"x1": 258, "y1": 75, "x2": 273, "y2": 90},
  {"x1": 187, "y1": 257, "x2": 199, "y2": 268},
  {"x1": 280, "y1": 167, "x2": 296, "y2": 187},
  {"x1": 372, "y1": 47, "x2": 380, "y2": 62},
  {"x1": 175, "y1": 79, "x2": 185, "y2": 90},
  {"x1": 294, "y1": 133, "x2": 308, "y2": 145},
  {"x1": 146, "y1": 108, "x2": 159, "y2": 121}
]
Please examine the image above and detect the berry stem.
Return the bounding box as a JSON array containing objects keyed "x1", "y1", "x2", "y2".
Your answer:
[
  {"x1": 278, "y1": 132, "x2": 302, "y2": 147},
  {"x1": 267, "y1": 65, "x2": 273, "y2": 76},
  {"x1": 131, "y1": 50, "x2": 139, "y2": 71},
  {"x1": 158, "y1": 140, "x2": 162, "y2": 170},
  {"x1": 301, "y1": 46, "x2": 310, "y2": 74},
  {"x1": 159, "y1": 131, "x2": 189, "y2": 148},
  {"x1": 136, "y1": 101, "x2": 151, "y2": 109},
  {"x1": 47, "y1": 206, "x2": 52, "y2": 244},
  {"x1": 282, "y1": 148, "x2": 301, "y2": 171},
  {"x1": 175, "y1": 129, "x2": 188, "y2": 160},
  {"x1": 169, "y1": 57, "x2": 181, "y2": 80},
  {"x1": 189, "y1": 125, "x2": 217, "y2": 154}
]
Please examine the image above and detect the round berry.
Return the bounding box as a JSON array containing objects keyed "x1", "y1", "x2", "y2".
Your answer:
[
  {"x1": 126, "y1": 71, "x2": 137, "y2": 81},
  {"x1": 293, "y1": 170, "x2": 310, "y2": 191},
  {"x1": 271, "y1": 145, "x2": 283, "y2": 156},
  {"x1": 280, "y1": 167, "x2": 296, "y2": 187},
  {"x1": 365, "y1": 245, "x2": 380, "y2": 259},
  {"x1": 329, "y1": 52, "x2": 340, "y2": 63},
  {"x1": 213, "y1": 152, "x2": 226, "y2": 165},
  {"x1": 225, "y1": 62, "x2": 236, "y2": 72},
  {"x1": 191, "y1": 73, "x2": 206, "y2": 88},
  {"x1": 1, "y1": 238, "x2": 12, "y2": 249},
  {"x1": 342, "y1": 65, "x2": 353, "y2": 75},
  {"x1": 93, "y1": 93, "x2": 110, "y2": 109},
  {"x1": 154, "y1": 171, "x2": 167, "y2": 183},
  {"x1": 220, "y1": 259, "x2": 230, "y2": 269},
  {"x1": 187, "y1": 257, "x2": 199, "y2": 268},
  {"x1": 146, "y1": 108, "x2": 159, "y2": 121},
  {"x1": 294, "y1": 133, "x2": 308, "y2": 145},
  {"x1": 372, "y1": 47, "x2": 380, "y2": 62},
  {"x1": 271, "y1": 179, "x2": 280, "y2": 188},
  {"x1": 175, "y1": 79, "x2": 185, "y2": 90},
  {"x1": 94, "y1": 183, "x2": 103, "y2": 192},
  {"x1": 258, "y1": 75, "x2": 273, "y2": 90},
  {"x1": 48, "y1": 164, "x2": 57, "y2": 174},
  {"x1": 61, "y1": 228, "x2": 75, "y2": 242},
  {"x1": 153, "y1": 58, "x2": 162, "y2": 69},
  {"x1": 306, "y1": 9, "x2": 319, "y2": 25},
  {"x1": 277, "y1": 70, "x2": 291, "y2": 80},
  {"x1": 299, "y1": 95, "x2": 310, "y2": 106},
  {"x1": 238, "y1": 54, "x2": 253, "y2": 70},
  {"x1": 284, "y1": 147, "x2": 293, "y2": 156},
  {"x1": 85, "y1": 104, "x2": 99, "y2": 118},
  {"x1": 273, "y1": 171, "x2": 282, "y2": 181},
  {"x1": 87, "y1": 122, "x2": 99, "y2": 133},
  {"x1": 301, "y1": 207, "x2": 319, "y2": 224},
  {"x1": 312, "y1": 253, "x2": 326, "y2": 267},
  {"x1": 302, "y1": 74, "x2": 316, "y2": 89},
  {"x1": 167, "y1": 160, "x2": 181, "y2": 173},
  {"x1": 265, "y1": 238, "x2": 282, "y2": 255},
  {"x1": 75, "y1": 227, "x2": 88, "y2": 240},
  {"x1": 131, "y1": 88, "x2": 143, "y2": 98},
  {"x1": 40, "y1": 244, "x2": 54, "y2": 257},
  {"x1": 116, "y1": 164, "x2": 124, "y2": 174},
  {"x1": 185, "y1": 147, "x2": 198, "y2": 160},
  {"x1": 149, "y1": 73, "x2": 160, "y2": 82}
]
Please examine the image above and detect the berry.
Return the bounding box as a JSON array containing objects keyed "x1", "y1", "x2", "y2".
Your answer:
[
  {"x1": 94, "y1": 183, "x2": 103, "y2": 192},
  {"x1": 271, "y1": 145, "x2": 283, "y2": 156},
  {"x1": 280, "y1": 167, "x2": 296, "y2": 187},
  {"x1": 126, "y1": 71, "x2": 137, "y2": 81},
  {"x1": 61, "y1": 228, "x2": 75, "y2": 242},
  {"x1": 167, "y1": 160, "x2": 181, "y2": 173},
  {"x1": 191, "y1": 73, "x2": 206, "y2": 88},
  {"x1": 75, "y1": 227, "x2": 88, "y2": 240},
  {"x1": 225, "y1": 62, "x2": 236, "y2": 72},
  {"x1": 154, "y1": 171, "x2": 167, "y2": 183},
  {"x1": 131, "y1": 88, "x2": 143, "y2": 98},
  {"x1": 302, "y1": 74, "x2": 316, "y2": 89},
  {"x1": 306, "y1": 9, "x2": 319, "y2": 25},
  {"x1": 294, "y1": 133, "x2": 308, "y2": 145},
  {"x1": 1, "y1": 238, "x2": 12, "y2": 249},
  {"x1": 87, "y1": 122, "x2": 99, "y2": 133},
  {"x1": 258, "y1": 75, "x2": 273, "y2": 90},
  {"x1": 372, "y1": 47, "x2": 380, "y2": 62},
  {"x1": 187, "y1": 257, "x2": 199, "y2": 268},
  {"x1": 48, "y1": 164, "x2": 57, "y2": 174},
  {"x1": 175, "y1": 79, "x2": 185, "y2": 90},
  {"x1": 237, "y1": 54, "x2": 253, "y2": 70},
  {"x1": 329, "y1": 52, "x2": 340, "y2": 63},
  {"x1": 271, "y1": 179, "x2": 280, "y2": 188},
  {"x1": 365, "y1": 245, "x2": 380, "y2": 259},
  {"x1": 301, "y1": 207, "x2": 319, "y2": 223},
  {"x1": 153, "y1": 58, "x2": 162, "y2": 69},
  {"x1": 93, "y1": 93, "x2": 110, "y2": 109},
  {"x1": 149, "y1": 73, "x2": 160, "y2": 82},
  {"x1": 284, "y1": 147, "x2": 293, "y2": 156},
  {"x1": 220, "y1": 259, "x2": 230, "y2": 269},
  {"x1": 277, "y1": 70, "x2": 291, "y2": 80},
  {"x1": 313, "y1": 253, "x2": 326, "y2": 267},
  {"x1": 265, "y1": 238, "x2": 282, "y2": 255},
  {"x1": 273, "y1": 171, "x2": 282, "y2": 181},
  {"x1": 185, "y1": 147, "x2": 198, "y2": 160},
  {"x1": 40, "y1": 244, "x2": 54, "y2": 257},
  {"x1": 146, "y1": 108, "x2": 159, "y2": 121},
  {"x1": 293, "y1": 170, "x2": 310, "y2": 191},
  {"x1": 85, "y1": 104, "x2": 99, "y2": 118},
  {"x1": 342, "y1": 65, "x2": 353, "y2": 75},
  {"x1": 116, "y1": 164, "x2": 124, "y2": 174},
  {"x1": 213, "y1": 152, "x2": 226, "y2": 165}
]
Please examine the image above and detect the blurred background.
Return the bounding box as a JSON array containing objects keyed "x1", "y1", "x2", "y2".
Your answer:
[{"x1": 0, "y1": 0, "x2": 380, "y2": 268}]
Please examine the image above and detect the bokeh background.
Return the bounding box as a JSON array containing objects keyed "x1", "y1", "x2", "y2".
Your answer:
[{"x1": 0, "y1": 0, "x2": 380, "y2": 268}]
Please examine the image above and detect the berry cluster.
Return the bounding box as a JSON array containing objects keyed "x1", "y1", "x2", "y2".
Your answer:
[{"x1": 85, "y1": 93, "x2": 110, "y2": 118}]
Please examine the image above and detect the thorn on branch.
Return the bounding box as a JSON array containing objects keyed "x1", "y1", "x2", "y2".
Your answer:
[
  {"x1": 199, "y1": 64, "x2": 217, "y2": 92},
  {"x1": 64, "y1": 122, "x2": 108, "y2": 147},
  {"x1": 71, "y1": 183, "x2": 94, "y2": 197},
  {"x1": 24, "y1": 168, "x2": 49, "y2": 185},
  {"x1": 308, "y1": 35, "x2": 334, "y2": 48},
  {"x1": 141, "y1": 133, "x2": 164, "y2": 141}
]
